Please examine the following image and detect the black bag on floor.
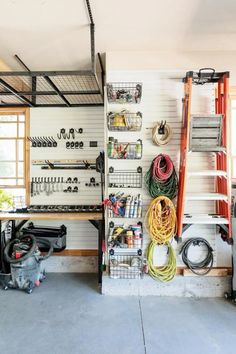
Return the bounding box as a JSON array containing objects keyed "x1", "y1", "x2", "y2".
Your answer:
[{"x1": 22, "y1": 223, "x2": 67, "y2": 252}]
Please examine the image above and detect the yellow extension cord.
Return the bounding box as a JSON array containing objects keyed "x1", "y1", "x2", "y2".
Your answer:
[
  {"x1": 145, "y1": 196, "x2": 176, "y2": 244},
  {"x1": 145, "y1": 196, "x2": 177, "y2": 282},
  {"x1": 147, "y1": 241, "x2": 176, "y2": 282}
]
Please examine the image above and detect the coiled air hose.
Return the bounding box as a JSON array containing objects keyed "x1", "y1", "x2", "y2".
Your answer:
[
  {"x1": 145, "y1": 154, "x2": 178, "y2": 199},
  {"x1": 180, "y1": 238, "x2": 214, "y2": 275},
  {"x1": 147, "y1": 241, "x2": 176, "y2": 282},
  {"x1": 145, "y1": 196, "x2": 176, "y2": 244},
  {"x1": 152, "y1": 122, "x2": 172, "y2": 146}
]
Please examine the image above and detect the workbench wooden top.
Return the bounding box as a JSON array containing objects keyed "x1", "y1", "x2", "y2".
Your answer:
[{"x1": 0, "y1": 212, "x2": 103, "y2": 221}]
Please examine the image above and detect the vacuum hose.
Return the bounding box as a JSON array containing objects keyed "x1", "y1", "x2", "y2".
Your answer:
[{"x1": 4, "y1": 234, "x2": 53, "y2": 264}]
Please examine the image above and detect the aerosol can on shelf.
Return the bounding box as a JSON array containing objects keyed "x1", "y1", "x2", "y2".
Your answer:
[
  {"x1": 137, "y1": 194, "x2": 142, "y2": 218},
  {"x1": 129, "y1": 197, "x2": 135, "y2": 218},
  {"x1": 125, "y1": 196, "x2": 131, "y2": 218}
]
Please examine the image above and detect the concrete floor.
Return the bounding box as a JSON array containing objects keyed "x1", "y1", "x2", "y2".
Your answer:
[{"x1": 0, "y1": 274, "x2": 236, "y2": 354}]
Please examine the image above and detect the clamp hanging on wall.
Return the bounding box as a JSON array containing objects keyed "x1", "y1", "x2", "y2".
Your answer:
[{"x1": 57, "y1": 128, "x2": 83, "y2": 140}]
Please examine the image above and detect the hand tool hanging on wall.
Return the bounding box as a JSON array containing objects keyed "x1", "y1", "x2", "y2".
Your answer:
[
  {"x1": 145, "y1": 154, "x2": 178, "y2": 199},
  {"x1": 31, "y1": 177, "x2": 81, "y2": 196}
]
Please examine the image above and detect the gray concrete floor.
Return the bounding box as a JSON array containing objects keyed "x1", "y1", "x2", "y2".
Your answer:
[{"x1": 0, "y1": 274, "x2": 236, "y2": 354}]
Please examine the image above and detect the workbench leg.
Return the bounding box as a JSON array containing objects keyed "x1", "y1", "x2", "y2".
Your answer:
[{"x1": 98, "y1": 220, "x2": 103, "y2": 288}]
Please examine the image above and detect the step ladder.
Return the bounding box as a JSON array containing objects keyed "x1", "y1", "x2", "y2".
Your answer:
[{"x1": 176, "y1": 70, "x2": 232, "y2": 243}]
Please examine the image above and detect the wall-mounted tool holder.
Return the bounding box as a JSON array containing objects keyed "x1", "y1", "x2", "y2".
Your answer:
[
  {"x1": 57, "y1": 128, "x2": 83, "y2": 140},
  {"x1": 31, "y1": 177, "x2": 64, "y2": 196},
  {"x1": 104, "y1": 193, "x2": 142, "y2": 218},
  {"x1": 107, "y1": 82, "x2": 142, "y2": 104},
  {"x1": 107, "y1": 138, "x2": 143, "y2": 159},
  {"x1": 107, "y1": 110, "x2": 142, "y2": 131},
  {"x1": 31, "y1": 177, "x2": 80, "y2": 196},
  {"x1": 63, "y1": 186, "x2": 79, "y2": 193},
  {"x1": 108, "y1": 221, "x2": 143, "y2": 251},
  {"x1": 108, "y1": 167, "x2": 142, "y2": 188},
  {"x1": 28, "y1": 136, "x2": 57, "y2": 147},
  {"x1": 31, "y1": 159, "x2": 97, "y2": 170},
  {"x1": 109, "y1": 253, "x2": 144, "y2": 279},
  {"x1": 66, "y1": 141, "x2": 84, "y2": 149},
  {"x1": 85, "y1": 177, "x2": 100, "y2": 187}
]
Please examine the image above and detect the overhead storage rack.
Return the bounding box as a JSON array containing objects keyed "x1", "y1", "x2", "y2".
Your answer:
[
  {"x1": 0, "y1": 0, "x2": 104, "y2": 108},
  {"x1": 0, "y1": 69, "x2": 103, "y2": 107}
]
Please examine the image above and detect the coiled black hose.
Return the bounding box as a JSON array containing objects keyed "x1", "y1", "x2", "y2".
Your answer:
[{"x1": 180, "y1": 238, "x2": 213, "y2": 275}]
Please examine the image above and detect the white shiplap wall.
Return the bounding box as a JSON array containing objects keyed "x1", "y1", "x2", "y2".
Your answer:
[
  {"x1": 29, "y1": 107, "x2": 104, "y2": 250},
  {"x1": 105, "y1": 70, "x2": 231, "y2": 267}
]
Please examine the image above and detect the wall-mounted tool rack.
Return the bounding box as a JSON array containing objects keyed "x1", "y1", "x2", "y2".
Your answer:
[
  {"x1": 32, "y1": 159, "x2": 97, "y2": 170},
  {"x1": 107, "y1": 111, "x2": 142, "y2": 131},
  {"x1": 107, "y1": 83, "x2": 142, "y2": 104},
  {"x1": 108, "y1": 167, "x2": 142, "y2": 188}
]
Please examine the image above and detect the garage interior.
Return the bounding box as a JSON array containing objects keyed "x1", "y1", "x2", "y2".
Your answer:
[{"x1": 0, "y1": 1, "x2": 236, "y2": 354}]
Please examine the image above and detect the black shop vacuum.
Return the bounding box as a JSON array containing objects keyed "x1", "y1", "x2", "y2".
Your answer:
[{"x1": 1, "y1": 234, "x2": 53, "y2": 294}]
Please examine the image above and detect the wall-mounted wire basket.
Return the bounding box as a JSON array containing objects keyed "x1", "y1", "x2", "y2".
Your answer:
[
  {"x1": 107, "y1": 111, "x2": 142, "y2": 131},
  {"x1": 107, "y1": 194, "x2": 142, "y2": 218},
  {"x1": 107, "y1": 83, "x2": 142, "y2": 104},
  {"x1": 108, "y1": 166, "x2": 142, "y2": 188},
  {"x1": 108, "y1": 221, "x2": 143, "y2": 251},
  {"x1": 107, "y1": 139, "x2": 143, "y2": 160},
  {"x1": 109, "y1": 254, "x2": 144, "y2": 279}
]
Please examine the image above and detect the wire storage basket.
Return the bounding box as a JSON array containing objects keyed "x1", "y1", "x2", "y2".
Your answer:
[
  {"x1": 108, "y1": 166, "x2": 142, "y2": 188},
  {"x1": 109, "y1": 253, "x2": 144, "y2": 279},
  {"x1": 107, "y1": 193, "x2": 142, "y2": 219},
  {"x1": 106, "y1": 83, "x2": 142, "y2": 103},
  {"x1": 107, "y1": 111, "x2": 142, "y2": 131},
  {"x1": 107, "y1": 139, "x2": 143, "y2": 160},
  {"x1": 108, "y1": 221, "x2": 143, "y2": 251}
]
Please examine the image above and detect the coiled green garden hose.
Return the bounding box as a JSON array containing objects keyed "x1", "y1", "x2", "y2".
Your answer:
[{"x1": 147, "y1": 241, "x2": 176, "y2": 282}]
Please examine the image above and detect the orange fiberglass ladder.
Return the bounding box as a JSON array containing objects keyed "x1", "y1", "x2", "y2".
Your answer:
[{"x1": 176, "y1": 69, "x2": 232, "y2": 243}]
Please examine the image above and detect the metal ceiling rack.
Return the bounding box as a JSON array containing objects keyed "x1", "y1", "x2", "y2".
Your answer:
[{"x1": 0, "y1": 0, "x2": 104, "y2": 108}]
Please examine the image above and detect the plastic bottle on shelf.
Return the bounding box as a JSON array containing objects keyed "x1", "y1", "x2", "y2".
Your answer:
[
  {"x1": 135, "y1": 140, "x2": 142, "y2": 159},
  {"x1": 108, "y1": 137, "x2": 114, "y2": 158}
]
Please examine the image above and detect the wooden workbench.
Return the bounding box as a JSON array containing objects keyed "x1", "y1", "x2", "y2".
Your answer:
[
  {"x1": 0, "y1": 211, "x2": 105, "y2": 286},
  {"x1": 0, "y1": 212, "x2": 103, "y2": 221}
]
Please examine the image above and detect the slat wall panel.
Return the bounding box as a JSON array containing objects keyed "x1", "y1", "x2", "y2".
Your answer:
[
  {"x1": 29, "y1": 107, "x2": 104, "y2": 249},
  {"x1": 106, "y1": 71, "x2": 231, "y2": 267}
]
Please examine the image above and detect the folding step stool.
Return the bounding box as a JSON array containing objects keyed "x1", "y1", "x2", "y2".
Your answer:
[{"x1": 176, "y1": 70, "x2": 232, "y2": 243}]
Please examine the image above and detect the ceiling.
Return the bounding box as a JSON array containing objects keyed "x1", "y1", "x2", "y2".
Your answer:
[{"x1": 0, "y1": 0, "x2": 236, "y2": 71}]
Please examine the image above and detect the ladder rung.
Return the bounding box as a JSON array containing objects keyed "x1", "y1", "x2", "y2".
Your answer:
[
  {"x1": 187, "y1": 170, "x2": 227, "y2": 177},
  {"x1": 183, "y1": 214, "x2": 229, "y2": 225},
  {"x1": 185, "y1": 193, "x2": 228, "y2": 201}
]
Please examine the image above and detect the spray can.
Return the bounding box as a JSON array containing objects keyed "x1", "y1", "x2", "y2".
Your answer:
[
  {"x1": 129, "y1": 197, "x2": 135, "y2": 218},
  {"x1": 125, "y1": 196, "x2": 131, "y2": 218},
  {"x1": 137, "y1": 194, "x2": 142, "y2": 218},
  {"x1": 133, "y1": 196, "x2": 138, "y2": 218}
]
